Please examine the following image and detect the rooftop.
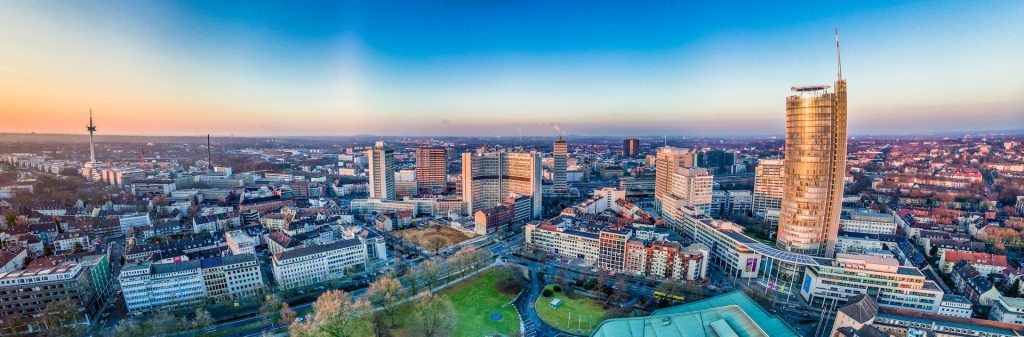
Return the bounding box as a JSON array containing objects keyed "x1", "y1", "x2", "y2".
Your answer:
[{"x1": 591, "y1": 291, "x2": 799, "y2": 337}]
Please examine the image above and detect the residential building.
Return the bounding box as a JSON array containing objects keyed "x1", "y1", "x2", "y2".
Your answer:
[
  {"x1": 991, "y1": 296, "x2": 1024, "y2": 325},
  {"x1": 939, "y1": 250, "x2": 1007, "y2": 275}
]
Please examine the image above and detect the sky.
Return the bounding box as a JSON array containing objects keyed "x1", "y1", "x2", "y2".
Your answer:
[{"x1": 1, "y1": 1, "x2": 1022, "y2": 137}]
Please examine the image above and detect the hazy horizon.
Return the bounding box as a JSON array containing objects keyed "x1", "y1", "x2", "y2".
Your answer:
[{"x1": 2, "y1": 1, "x2": 1022, "y2": 137}]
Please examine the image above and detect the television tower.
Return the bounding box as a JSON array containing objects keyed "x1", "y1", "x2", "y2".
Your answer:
[{"x1": 86, "y1": 109, "x2": 97, "y2": 163}]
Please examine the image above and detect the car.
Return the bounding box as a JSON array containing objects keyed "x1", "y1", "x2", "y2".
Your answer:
[{"x1": 295, "y1": 317, "x2": 305, "y2": 323}]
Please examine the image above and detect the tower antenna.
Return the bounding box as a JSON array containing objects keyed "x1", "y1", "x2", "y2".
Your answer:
[
  {"x1": 86, "y1": 109, "x2": 98, "y2": 163},
  {"x1": 835, "y1": 28, "x2": 843, "y2": 80}
]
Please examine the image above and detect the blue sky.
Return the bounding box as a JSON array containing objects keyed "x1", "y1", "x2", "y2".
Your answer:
[{"x1": 1, "y1": 1, "x2": 1021, "y2": 136}]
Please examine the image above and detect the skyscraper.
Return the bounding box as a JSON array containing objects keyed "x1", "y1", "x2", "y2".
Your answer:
[
  {"x1": 623, "y1": 138, "x2": 640, "y2": 158},
  {"x1": 461, "y1": 151, "x2": 542, "y2": 219},
  {"x1": 416, "y1": 147, "x2": 448, "y2": 194},
  {"x1": 553, "y1": 137, "x2": 568, "y2": 193},
  {"x1": 654, "y1": 147, "x2": 697, "y2": 211},
  {"x1": 368, "y1": 141, "x2": 395, "y2": 200},
  {"x1": 753, "y1": 159, "x2": 785, "y2": 235},
  {"x1": 776, "y1": 32, "x2": 848, "y2": 256}
]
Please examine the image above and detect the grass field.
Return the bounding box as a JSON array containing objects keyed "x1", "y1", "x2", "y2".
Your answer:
[
  {"x1": 442, "y1": 268, "x2": 521, "y2": 337},
  {"x1": 390, "y1": 268, "x2": 520, "y2": 337},
  {"x1": 535, "y1": 284, "x2": 611, "y2": 335},
  {"x1": 392, "y1": 225, "x2": 476, "y2": 251}
]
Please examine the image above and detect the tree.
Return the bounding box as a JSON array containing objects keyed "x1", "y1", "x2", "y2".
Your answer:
[
  {"x1": 3, "y1": 212, "x2": 17, "y2": 229},
  {"x1": 41, "y1": 299, "x2": 79, "y2": 336},
  {"x1": 259, "y1": 294, "x2": 283, "y2": 322},
  {"x1": 611, "y1": 275, "x2": 630, "y2": 302},
  {"x1": 929, "y1": 245, "x2": 939, "y2": 257},
  {"x1": 428, "y1": 237, "x2": 447, "y2": 253},
  {"x1": 367, "y1": 276, "x2": 404, "y2": 325},
  {"x1": 411, "y1": 294, "x2": 456, "y2": 337},
  {"x1": 191, "y1": 308, "x2": 214, "y2": 330},
  {"x1": 0, "y1": 314, "x2": 30, "y2": 337},
  {"x1": 420, "y1": 259, "x2": 444, "y2": 293},
  {"x1": 114, "y1": 319, "x2": 146, "y2": 337},
  {"x1": 72, "y1": 242, "x2": 84, "y2": 254},
  {"x1": 290, "y1": 290, "x2": 370, "y2": 337},
  {"x1": 146, "y1": 311, "x2": 176, "y2": 336},
  {"x1": 280, "y1": 303, "x2": 298, "y2": 325}
]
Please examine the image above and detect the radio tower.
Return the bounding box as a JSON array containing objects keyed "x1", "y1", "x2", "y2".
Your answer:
[{"x1": 86, "y1": 109, "x2": 97, "y2": 163}]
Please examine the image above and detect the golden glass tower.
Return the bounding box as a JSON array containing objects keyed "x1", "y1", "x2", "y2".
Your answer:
[{"x1": 777, "y1": 31, "x2": 848, "y2": 257}]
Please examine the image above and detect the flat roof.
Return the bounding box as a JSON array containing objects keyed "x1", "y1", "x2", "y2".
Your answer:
[{"x1": 591, "y1": 291, "x2": 799, "y2": 337}]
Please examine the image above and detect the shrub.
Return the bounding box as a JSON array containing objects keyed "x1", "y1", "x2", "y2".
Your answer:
[
  {"x1": 552, "y1": 285, "x2": 562, "y2": 292},
  {"x1": 542, "y1": 289, "x2": 553, "y2": 297}
]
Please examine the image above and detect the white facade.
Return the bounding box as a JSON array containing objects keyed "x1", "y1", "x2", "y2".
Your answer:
[
  {"x1": 368, "y1": 141, "x2": 396, "y2": 200},
  {"x1": 119, "y1": 261, "x2": 207, "y2": 314},
  {"x1": 272, "y1": 239, "x2": 368, "y2": 289},
  {"x1": 226, "y1": 230, "x2": 257, "y2": 255}
]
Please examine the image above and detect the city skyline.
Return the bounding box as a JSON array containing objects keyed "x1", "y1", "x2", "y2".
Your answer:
[{"x1": 1, "y1": 1, "x2": 1022, "y2": 137}]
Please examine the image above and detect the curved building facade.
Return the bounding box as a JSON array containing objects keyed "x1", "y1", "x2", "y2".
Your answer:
[{"x1": 777, "y1": 80, "x2": 848, "y2": 256}]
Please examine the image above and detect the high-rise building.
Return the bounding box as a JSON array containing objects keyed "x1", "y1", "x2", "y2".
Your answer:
[
  {"x1": 623, "y1": 138, "x2": 640, "y2": 158},
  {"x1": 553, "y1": 137, "x2": 568, "y2": 193},
  {"x1": 697, "y1": 149, "x2": 736, "y2": 174},
  {"x1": 461, "y1": 151, "x2": 542, "y2": 219},
  {"x1": 654, "y1": 147, "x2": 698, "y2": 211},
  {"x1": 776, "y1": 38, "x2": 848, "y2": 256},
  {"x1": 368, "y1": 141, "x2": 395, "y2": 200},
  {"x1": 668, "y1": 168, "x2": 714, "y2": 214},
  {"x1": 753, "y1": 159, "x2": 785, "y2": 233},
  {"x1": 415, "y1": 147, "x2": 448, "y2": 195}
]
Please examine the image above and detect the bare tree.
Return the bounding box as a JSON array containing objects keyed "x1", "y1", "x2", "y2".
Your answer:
[
  {"x1": 428, "y1": 236, "x2": 447, "y2": 253},
  {"x1": 366, "y1": 276, "x2": 405, "y2": 325},
  {"x1": 411, "y1": 294, "x2": 456, "y2": 337},
  {"x1": 420, "y1": 259, "x2": 444, "y2": 293},
  {"x1": 280, "y1": 303, "x2": 298, "y2": 325},
  {"x1": 290, "y1": 290, "x2": 371, "y2": 337},
  {"x1": 113, "y1": 319, "x2": 146, "y2": 337},
  {"x1": 259, "y1": 294, "x2": 283, "y2": 322},
  {"x1": 41, "y1": 299, "x2": 79, "y2": 336},
  {"x1": 191, "y1": 308, "x2": 214, "y2": 330}
]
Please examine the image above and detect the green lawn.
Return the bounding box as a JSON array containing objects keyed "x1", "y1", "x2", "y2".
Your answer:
[
  {"x1": 390, "y1": 268, "x2": 521, "y2": 337},
  {"x1": 442, "y1": 269, "x2": 521, "y2": 337},
  {"x1": 534, "y1": 284, "x2": 610, "y2": 335}
]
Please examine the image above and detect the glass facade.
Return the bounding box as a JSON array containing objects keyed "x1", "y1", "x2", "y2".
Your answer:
[{"x1": 777, "y1": 80, "x2": 848, "y2": 256}]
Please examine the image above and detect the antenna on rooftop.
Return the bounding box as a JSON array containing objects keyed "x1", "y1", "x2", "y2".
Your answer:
[{"x1": 835, "y1": 27, "x2": 843, "y2": 80}]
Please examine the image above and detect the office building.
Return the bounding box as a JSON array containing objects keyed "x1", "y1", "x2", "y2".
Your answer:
[
  {"x1": 777, "y1": 80, "x2": 848, "y2": 256},
  {"x1": 667, "y1": 168, "x2": 714, "y2": 214},
  {"x1": 830, "y1": 294, "x2": 1024, "y2": 337},
  {"x1": 839, "y1": 208, "x2": 898, "y2": 236},
  {"x1": 119, "y1": 255, "x2": 264, "y2": 314},
  {"x1": 461, "y1": 151, "x2": 542, "y2": 219},
  {"x1": 271, "y1": 238, "x2": 368, "y2": 289},
  {"x1": 654, "y1": 147, "x2": 697, "y2": 209},
  {"x1": 0, "y1": 262, "x2": 99, "y2": 330},
  {"x1": 553, "y1": 137, "x2": 568, "y2": 193},
  {"x1": 368, "y1": 141, "x2": 395, "y2": 200},
  {"x1": 753, "y1": 159, "x2": 785, "y2": 230},
  {"x1": 623, "y1": 138, "x2": 640, "y2": 158},
  {"x1": 415, "y1": 147, "x2": 447, "y2": 195}
]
